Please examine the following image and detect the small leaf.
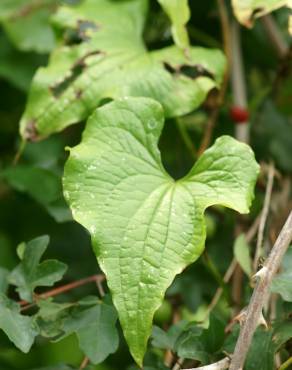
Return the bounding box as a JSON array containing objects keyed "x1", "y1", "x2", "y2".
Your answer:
[
  {"x1": 20, "y1": 0, "x2": 225, "y2": 140},
  {"x1": 37, "y1": 297, "x2": 119, "y2": 364},
  {"x1": 233, "y1": 234, "x2": 252, "y2": 276},
  {"x1": 157, "y1": 0, "x2": 190, "y2": 49},
  {"x1": 0, "y1": 294, "x2": 38, "y2": 352},
  {"x1": 0, "y1": 0, "x2": 57, "y2": 52},
  {"x1": 271, "y1": 246, "x2": 292, "y2": 301},
  {"x1": 232, "y1": 0, "x2": 289, "y2": 28},
  {"x1": 63, "y1": 97, "x2": 259, "y2": 365},
  {"x1": 9, "y1": 235, "x2": 67, "y2": 302},
  {"x1": 152, "y1": 321, "x2": 188, "y2": 350}
]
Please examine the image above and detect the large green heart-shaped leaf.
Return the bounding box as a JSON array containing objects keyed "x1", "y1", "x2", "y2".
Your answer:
[
  {"x1": 63, "y1": 97, "x2": 259, "y2": 366},
  {"x1": 232, "y1": 0, "x2": 289, "y2": 27},
  {"x1": 20, "y1": 0, "x2": 225, "y2": 140}
]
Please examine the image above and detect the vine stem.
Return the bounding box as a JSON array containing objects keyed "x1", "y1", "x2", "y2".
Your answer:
[
  {"x1": 19, "y1": 274, "x2": 105, "y2": 311},
  {"x1": 279, "y1": 356, "x2": 292, "y2": 370},
  {"x1": 231, "y1": 20, "x2": 249, "y2": 144},
  {"x1": 183, "y1": 356, "x2": 230, "y2": 370},
  {"x1": 204, "y1": 213, "x2": 261, "y2": 320},
  {"x1": 197, "y1": 0, "x2": 231, "y2": 156},
  {"x1": 79, "y1": 356, "x2": 89, "y2": 369},
  {"x1": 229, "y1": 211, "x2": 292, "y2": 370},
  {"x1": 253, "y1": 163, "x2": 275, "y2": 272},
  {"x1": 261, "y1": 15, "x2": 289, "y2": 59}
]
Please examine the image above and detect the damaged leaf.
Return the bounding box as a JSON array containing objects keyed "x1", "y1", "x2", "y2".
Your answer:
[
  {"x1": 20, "y1": 0, "x2": 225, "y2": 140},
  {"x1": 63, "y1": 97, "x2": 259, "y2": 365},
  {"x1": 232, "y1": 0, "x2": 290, "y2": 28}
]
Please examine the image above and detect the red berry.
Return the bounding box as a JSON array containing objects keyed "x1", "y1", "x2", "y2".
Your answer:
[{"x1": 230, "y1": 106, "x2": 249, "y2": 123}]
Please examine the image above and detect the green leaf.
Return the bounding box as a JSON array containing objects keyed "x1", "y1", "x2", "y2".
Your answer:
[
  {"x1": 151, "y1": 321, "x2": 188, "y2": 350},
  {"x1": 36, "y1": 297, "x2": 119, "y2": 364},
  {"x1": 232, "y1": 0, "x2": 289, "y2": 27},
  {"x1": 0, "y1": 268, "x2": 9, "y2": 294},
  {"x1": 273, "y1": 319, "x2": 292, "y2": 350},
  {"x1": 174, "y1": 314, "x2": 225, "y2": 364},
  {"x1": 271, "y1": 246, "x2": 292, "y2": 301},
  {"x1": 0, "y1": 294, "x2": 38, "y2": 352},
  {"x1": 9, "y1": 235, "x2": 67, "y2": 302},
  {"x1": 233, "y1": 234, "x2": 252, "y2": 277},
  {"x1": 0, "y1": 0, "x2": 57, "y2": 52},
  {"x1": 2, "y1": 165, "x2": 72, "y2": 222},
  {"x1": 20, "y1": 0, "x2": 225, "y2": 140},
  {"x1": 63, "y1": 97, "x2": 259, "y2": 365},
  {"x1": 224, "y1": 327, "x2": 276, "y2": 370},
  {"x1": 157, "y1": 0, "x2": 190, "y2": 49}
]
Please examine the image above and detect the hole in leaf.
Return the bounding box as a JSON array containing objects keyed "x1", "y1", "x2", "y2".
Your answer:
[
  {"x1": 51, "y1": 51, "x2": 102, "y2": 98},
  {"x1": 163, "y1": 62, "x2": 214, "y2": 80},
  {"x1": 64, "y1": 20, "x2": 99, "y2": 45}
]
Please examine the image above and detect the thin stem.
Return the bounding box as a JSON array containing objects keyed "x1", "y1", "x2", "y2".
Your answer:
[
  {"x1": 261, "y1": 15, "x2": 289, "y2": 59},
  {"x1": 13, "y1": 139, "x2": 26, "y2": 166},
  {"x1": 183, "y1": 357, "x2": 230, "y2": 370},
  {"x1": 231, "y1": 20, "x2": 249, "y2": 143},
  {"x1": 279, "y1": 356, "x2": 292, "y2": 370},
  {"x1": 205, "y1": 214, "x2": 261, "y2": 319},
  {"x1": 20, "y1": 274, "x2": 105, "y2": 311},
  {"x1": 79, "y1": 356, "x2": 89, "y2": 369},
  {"x1": 229, "y1": 211, "x2": 292, "y2": 370},
  {"x1": 197, "y1": 0, "x2": 231, "y2": 155},
  {"x1": 253, "y1": 163, "x2": 275, "y2": 272}
]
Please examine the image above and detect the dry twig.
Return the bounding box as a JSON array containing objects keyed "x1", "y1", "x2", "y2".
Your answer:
[
  {"x1": 253, "y1": 163, "x2": 275, "y2": 272},
  {"x1": 229, "y1": 211, "x2": 292, "y2": 370}
]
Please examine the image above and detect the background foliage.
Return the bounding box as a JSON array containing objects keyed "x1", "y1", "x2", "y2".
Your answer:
[{"x1": 0, "y1": 0, "x2": 291, "y2": 369}]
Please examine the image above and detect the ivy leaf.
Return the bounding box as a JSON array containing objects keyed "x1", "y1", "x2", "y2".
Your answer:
[
  {"x1": 152, "y1": 321, "x2": 188, "y2": 350},
  {"x1": 0, "y1": 294, "x2": 38, "y2": 352},
  {"x1": 36, "y1": 297, "x2": 119, "y2": 365},
  {"x1": 63, "y1": 97, "x2": 259, "y2": 365},
  {"x1": 157, "y1": 0, "x2": 190, "y2": 49},
  {"x1": 20, "y1": 0, "x2": 225, "y2": 140},
  {"x1": 233, "y1": 234, "x2": 252, "y2": 277},
  {"x1": 0, "y1": 0, "x2": 57, "y2": 52},
  {"x1": 9, "y1": 235, "x2": 67, "y2": 302},
  {"x1": 232, "y1": 0, "x2": 289, "y2": 28},
  {"x1": 271, "y1": 246, "x2": 292, "y2": 301}
]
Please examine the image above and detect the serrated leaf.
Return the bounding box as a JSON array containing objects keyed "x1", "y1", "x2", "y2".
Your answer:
[
  {"x1": 0, "y1": 294, "x2": 38, "y2": 352},
  {"x1": 63, "y1": 97, "x2": 259, "y2": 365},
  {"x1": 232, "y1": 0, "x2": 289, "y2": 27},
  {"x1": 157, "y1": 0, "x2": 190, "y2": 49},
  {"x1": 233, "y1": 234, "x2": 252, "y2": 276},
  {"x1": 271, "y1": 246, "x2": 292, "y2": 301},
  {"x1": 9, "y1": 235, "x2": 67, "y2": 302},
  {"x1": 20, "y1": 0, "x2": 225, "y2": 140},
  {"x1": 0, "y1": 0, "x2": 57, "y2": 52}
]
